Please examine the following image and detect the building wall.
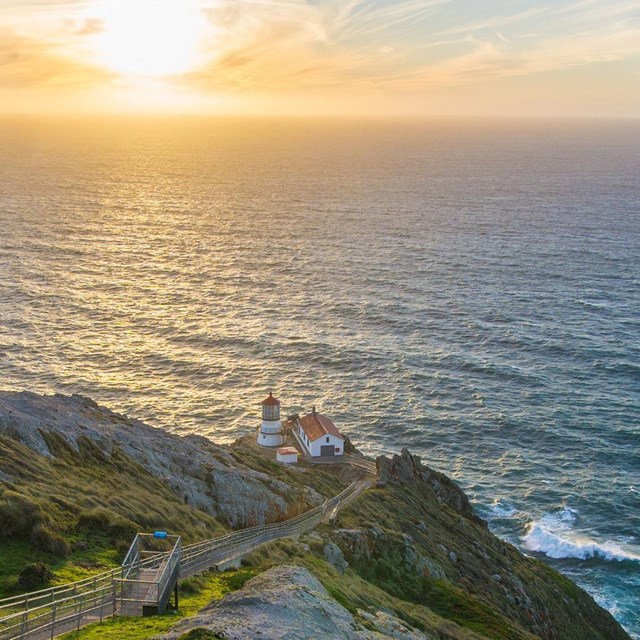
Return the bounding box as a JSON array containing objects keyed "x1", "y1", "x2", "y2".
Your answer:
[
  {"x1": 276, "y1": 452, "x2": 298, "y2": 464},
  {"x1": 258, "y1": 429, "x2": 284, "y2": 447},
  {"x1": 308, "y1": 433, "x2": 343, "y2": 457},
  {"x1": 296, "y1": 424, "x2": 343, "y2": 457},
  {"x1": 261, "y1": 419, "x2": 283, "y2": 434}
]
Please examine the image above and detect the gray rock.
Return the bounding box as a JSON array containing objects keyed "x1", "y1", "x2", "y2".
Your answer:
[
  {"x1": 492, "y1": 574, "x2": 502, "y2": 582},
  {"x1": 160, "y1": 565, "x2": 417, "y2": 639},
  {"x1": 416, "y1": 557, "x2": 447, "y2": 580},
  {"x1": 403, "y1": 543, "x2": 418, "y2": 568},
  {"x1": 324, "y1": 543, "x2": 349, "y2": 573},
  {"x1": 375, "y1": 448, "x2": 486, "y2": 527},
  {"x1": 0, "y1": 391, "x2": 322, "y2": 528},
  {"x1": 332, "y1": 528, "x2": 374, "y2": 561},
  {"x1": 448, "y1": 551, "x2": 458, "y2": 563},
  {"x1": 357, "y1": 609, "x2": 433, "y2": 639},
  {"x1": 416, "y1": 521, "x2": 428, "y2": 533}
]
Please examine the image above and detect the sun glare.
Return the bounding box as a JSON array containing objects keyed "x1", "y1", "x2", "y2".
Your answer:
[{"x1": 95, "y1": 0, "x2": 207, "y2": 77}]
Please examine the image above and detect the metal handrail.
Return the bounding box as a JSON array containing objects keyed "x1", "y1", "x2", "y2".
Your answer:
[{"x1": 0, "y1": 480, "x2": 368, "y2": 639}]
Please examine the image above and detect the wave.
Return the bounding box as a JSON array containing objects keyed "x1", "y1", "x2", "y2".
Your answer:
[
  {"x1": 523, "y1": 508, "x2": 640, "y2": 562},
  {"x1": 487, "y1": 499, "x2": 519, "y2": 518}
]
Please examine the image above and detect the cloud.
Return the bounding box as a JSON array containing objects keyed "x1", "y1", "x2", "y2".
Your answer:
[
  {"x1": 0, "y1": 30, "x2": 112, "y2": 88},
  {"x1": 181, "y1": 0, "x2": 640, "y2": 94},
  {"x1": 1, "y1": 0, "x2": 639, "y2": 107}
]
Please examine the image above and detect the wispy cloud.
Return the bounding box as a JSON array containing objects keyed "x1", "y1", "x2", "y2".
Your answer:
[
  {"x1": 1, "y1": 0, "x2": 639, "y2": 113},
  {"x1": 0, "y1": 29, "x2": 111, "y2": 88},
  {"x1": 182, "y1": 0, "x2": 640, "y2": 93}
]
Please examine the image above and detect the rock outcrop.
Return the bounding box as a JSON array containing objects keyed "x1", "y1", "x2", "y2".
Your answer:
[
  {"x1": 160, "y1": 565, "x2": 432, "y2": 640},
  {"x1": 328, "y1": 527, "x2": 447, "y2": 581},
  {"x1": 0, "y1": 391, "x2": 321, "y2": 528},
  {"x1": 377, "y1": 448, "x2": 484, "y2": 526}
]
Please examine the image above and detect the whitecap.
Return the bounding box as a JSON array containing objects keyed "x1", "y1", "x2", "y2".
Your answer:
[
  {"x1": 487, "y1": 499, "x2": 519, "y2": 518},
  {"x1": 523, "y1": 508, "x2": 640, "y2": 562}
]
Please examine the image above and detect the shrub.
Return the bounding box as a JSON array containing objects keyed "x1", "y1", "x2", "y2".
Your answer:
[
  {"x1": 221, "y1": 570, "x2": 254, "y2": 591},
  {"x1": 17, "y1": 563, "x2": 53, "y2": 590},
  {"x1": 30, "y1": 524, "x2": 69, "y2": 558},
  {"x1": 76, "y1": 508, "x2": 138, "y2": 543},
  {"x1": 77, "y1": 508, "x2": 112, "y2": 531},
  {"x1": 0, "y1": 492, "x2": 43, "y2": 538},
  {"x1": 178, "y1": 630, "x2": 224, "y2": 640}
]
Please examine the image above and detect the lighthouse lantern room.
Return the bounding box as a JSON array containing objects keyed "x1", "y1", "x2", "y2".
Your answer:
[{"x1": 257, "y1": 392, "x2": 284, "y2": 447}]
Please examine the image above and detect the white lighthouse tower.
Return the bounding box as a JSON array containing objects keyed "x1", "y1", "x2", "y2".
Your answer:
[{"x1": 257, "y1": 392, "x2": 284, "y2": 447}]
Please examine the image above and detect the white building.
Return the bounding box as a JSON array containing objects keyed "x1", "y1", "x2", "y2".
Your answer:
[
  {"x1": 256, "y1": 392, "x2": 284, "y2": 447},
  {"x1": 276, "y1": 447, "x2": 299, "y2": 464},
  {"x1": 295, "y1": 407, "x2": 345, "y2": 458}
]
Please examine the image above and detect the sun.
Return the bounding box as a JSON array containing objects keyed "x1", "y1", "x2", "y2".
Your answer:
[{"x1": 94, "y1": 0, "x2": 207, "y2": 77}]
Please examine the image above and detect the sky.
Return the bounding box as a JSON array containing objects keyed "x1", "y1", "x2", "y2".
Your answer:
[{"x1": 1, "y1": 0, "x2": 639, "y2": 116}]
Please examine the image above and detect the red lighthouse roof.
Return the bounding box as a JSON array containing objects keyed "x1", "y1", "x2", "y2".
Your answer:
[{"x1": 261, "y1": 392, "x2": 280, "y2": 406}]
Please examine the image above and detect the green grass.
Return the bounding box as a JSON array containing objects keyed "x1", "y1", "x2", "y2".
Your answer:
[
  {"x1": 0, "y1": 434, "x2": 228, "y2": 598},
  {"x1": 0, "y1": 537, "x2": 121, "y2": 596},
  {"x1": 60, "y1": 569, "x2": 258, "y2": 640}
]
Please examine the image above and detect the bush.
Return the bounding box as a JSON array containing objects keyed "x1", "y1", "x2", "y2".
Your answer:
[
  {"x1": 30, "y1": 524, "x2": 69, "y2": 558},
  {"x1": 77, "y1": 508, "x2": 138, "y2": 543},
  {"x1": 0, "y1": 492, "x2": 43, "y2": 538},
  {"x1": 178, "y1": 630, "x2": 225, "y2": 640},
  {"x1": 221, "y1": 570, "x2": 254, "y2": 592},
  {"x1": 77, "y1": 508, "x2": 112, "y2": 531},
  {"x1": 17, "y1": 563, "x2": 53, "y2": 590}
]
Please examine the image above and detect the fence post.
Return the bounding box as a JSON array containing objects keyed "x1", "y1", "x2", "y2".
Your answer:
[
  {"x1": 50, "y1": 601, "x2": 56, "y2": 640},
  {"x1": 112, "y1": 575, "x2": 117, "y2": 617},
  {"x1": 77, "y1": 594, "x2": 83, "y2": 631}
]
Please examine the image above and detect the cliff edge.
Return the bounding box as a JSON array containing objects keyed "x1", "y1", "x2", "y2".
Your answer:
[{"x1": 0, "y1": 391, "x2": 630, "y2": 640}]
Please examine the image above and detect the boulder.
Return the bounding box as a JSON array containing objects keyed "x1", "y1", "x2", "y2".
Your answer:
[
  {"x1": 324, "y1": 543, "x2": 349, "y2": 573},
  {"x1": 160, "y1": 566, "x2": 426, "y2": 640}
]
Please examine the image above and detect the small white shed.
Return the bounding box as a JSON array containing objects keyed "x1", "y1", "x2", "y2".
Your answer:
[{"x1": 276, "y1": 446, "x2": 299, "y2": 464}]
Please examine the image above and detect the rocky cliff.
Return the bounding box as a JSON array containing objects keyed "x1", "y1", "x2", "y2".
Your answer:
[
  {"x1": 0, "y1": 391, "x2": 631, "y2": 640},
  {"x1": 0, "y1": 391, "x2": 324, "y2": 528}
]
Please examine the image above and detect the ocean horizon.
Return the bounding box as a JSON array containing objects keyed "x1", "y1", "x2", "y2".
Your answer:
[{"x1": 1, "y1": 116, "x2": 638, "y2": 637}]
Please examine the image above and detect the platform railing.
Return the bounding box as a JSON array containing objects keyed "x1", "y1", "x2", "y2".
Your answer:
[{"x1": 0, "y1": 479, "x2": 368, "y2": 639}]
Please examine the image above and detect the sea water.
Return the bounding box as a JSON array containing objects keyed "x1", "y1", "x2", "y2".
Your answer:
[{"x1": 0, "y1": 116, "x2": 638, "y2": 636}]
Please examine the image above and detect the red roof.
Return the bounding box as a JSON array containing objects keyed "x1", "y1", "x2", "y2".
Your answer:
[
  {"x1": 277, "y1": 447, "x2": 299, "y2": 455},
  {"x1": 298, "y1": 411, "x2": 344, "y2": 442},
  {"x1": 262, "y1": 392, "x2": 280, "y2": 406}
]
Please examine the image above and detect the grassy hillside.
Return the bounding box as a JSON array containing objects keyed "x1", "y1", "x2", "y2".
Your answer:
[
  {"x1": 0, "y1": 429, "x2": 343, "y2": 598},
  {"x1": 60, "y1": 569, "x2": 258, "y2": 640},
  {"x1": 0, "y1": 407, "x2": 630, "y2": 640},
  {"x1": 0, "y1": 434, "x2": 226, "y2": 596}
]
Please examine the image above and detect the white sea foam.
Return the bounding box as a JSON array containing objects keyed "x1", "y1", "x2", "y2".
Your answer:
[
  {"x1": 488, "y1": 499, "x2": 519, "y2": 518},
  {"x1": 524, "y1": 508, "x2": 640, "y2": 562}
]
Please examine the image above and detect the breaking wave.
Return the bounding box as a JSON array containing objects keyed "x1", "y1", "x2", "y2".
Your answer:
[
  {"x1": 487, "y1": 499, "x2": 519, "y2": 518},
  {"x1": 524, "y1": 508, "x2": 640, "y2": 562}
]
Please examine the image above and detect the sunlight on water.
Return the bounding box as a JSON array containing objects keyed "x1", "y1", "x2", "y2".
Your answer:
[{"x1": 1, "y1": 116, "x2": 639, "y2": 636}]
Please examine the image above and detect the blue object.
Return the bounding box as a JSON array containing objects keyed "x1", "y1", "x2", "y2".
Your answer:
[{"x1": 154, "y1": 531, "x2": 168, "y2": 539}]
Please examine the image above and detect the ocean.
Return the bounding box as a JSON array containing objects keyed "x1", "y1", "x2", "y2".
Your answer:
[{"x1": 0, "y1": 116, "x2": 638, "y2": 637}]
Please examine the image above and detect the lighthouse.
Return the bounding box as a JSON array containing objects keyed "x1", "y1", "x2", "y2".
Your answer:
[{"x1": 257, "y1": 392, "x2": 284, "y2": 447}]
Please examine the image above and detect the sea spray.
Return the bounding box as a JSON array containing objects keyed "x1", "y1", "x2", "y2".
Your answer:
[{"x1": 524, "y1": 508, "x2": 640, "y2": 562}]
